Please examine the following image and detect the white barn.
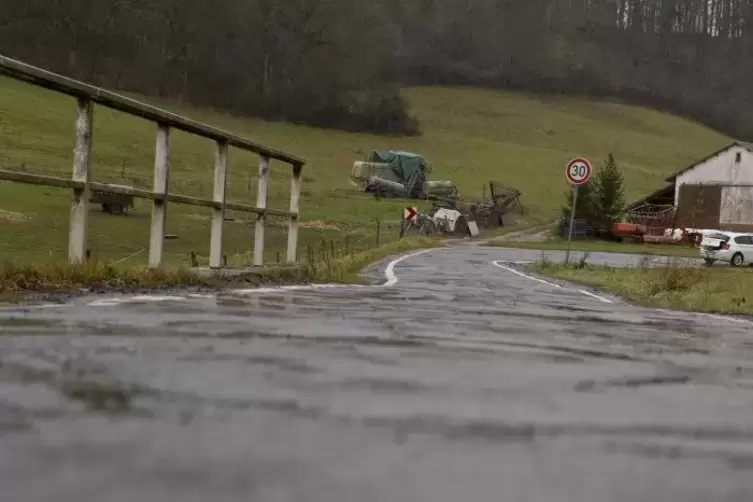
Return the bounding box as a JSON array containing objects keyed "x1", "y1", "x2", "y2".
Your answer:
[
  {"x1": 669, "y1": 141, "x2": 753, "y2": 206},
  {"x1": 668, "y1": 141, "x2": 753, "y2": 231},
  {"x1": 627, "y1": 141, "x2": 753, "y2": 232}
]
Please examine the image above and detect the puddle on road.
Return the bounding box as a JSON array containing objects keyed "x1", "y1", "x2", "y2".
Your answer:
[
  {"x1": 0, "y1": 318, "x2": 58, "y2": 336},
  {"x1": 176, "y1": 352, "x2": 320, "y2": 375}
]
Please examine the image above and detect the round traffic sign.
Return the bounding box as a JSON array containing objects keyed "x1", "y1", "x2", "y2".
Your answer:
[{"x1": 566, "y1": 157, "x2": 592, "y2": 185}]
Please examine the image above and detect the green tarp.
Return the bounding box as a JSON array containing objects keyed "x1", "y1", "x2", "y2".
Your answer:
[{"x1": 367, "y1": 150, "x2": 427, "y2": 196}]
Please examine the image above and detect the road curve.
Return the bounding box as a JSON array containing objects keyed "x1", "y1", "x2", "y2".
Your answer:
[{"x1": 1, "y1": 244, "x2": 753, "y2": 502}]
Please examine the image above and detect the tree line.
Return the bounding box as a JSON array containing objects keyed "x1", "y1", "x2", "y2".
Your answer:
[{"x1": 1, "y1": 0, "x2": 752, "y2": 137}]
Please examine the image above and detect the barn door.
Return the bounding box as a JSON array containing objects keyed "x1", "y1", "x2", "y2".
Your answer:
[{"x1": 675, "y1": 184, "x2": 722, "y2": 229}]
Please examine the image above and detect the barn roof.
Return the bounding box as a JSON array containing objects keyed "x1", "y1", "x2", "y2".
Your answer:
[
  {"x1": 626, "y1": 183, "x2": 675, "y2": 211},
  {"x1": 665, "y1": 141, "x2": 753, "y2": 182}
]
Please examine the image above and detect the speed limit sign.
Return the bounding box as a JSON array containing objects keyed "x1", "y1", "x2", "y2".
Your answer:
[{"x1": 566, "y1": 157, "x2": 592, "y2": 185}]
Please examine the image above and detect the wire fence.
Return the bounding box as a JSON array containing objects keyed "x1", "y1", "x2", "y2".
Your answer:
[{"x1": 198, "y1": 218, "x2": 405, "y2": 269}]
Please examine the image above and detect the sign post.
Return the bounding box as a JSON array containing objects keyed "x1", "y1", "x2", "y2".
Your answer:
[
  {"x1": 564, "y1": 157, "x2": 592, "y2": 264},
  {"x1": 400, "y1": 206, "x2": 418, "y2": 239}
]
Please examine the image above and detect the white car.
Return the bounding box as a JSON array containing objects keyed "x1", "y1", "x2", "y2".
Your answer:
[{"x1": 699, "y1": 231, "x2": 753, "y2": 267}]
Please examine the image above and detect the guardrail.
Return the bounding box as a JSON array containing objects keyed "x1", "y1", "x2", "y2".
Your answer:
[{"x1": 0, "y1": 54, "x2": 306, "y2": 269}]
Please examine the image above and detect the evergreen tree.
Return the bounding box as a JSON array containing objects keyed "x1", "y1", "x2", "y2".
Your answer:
[
  {"x1": 593, "y1": 153, "x2": 626, "y2": 227},
  {"x1": 561, "y1": 180, "x2": 595, "y2": 222}
]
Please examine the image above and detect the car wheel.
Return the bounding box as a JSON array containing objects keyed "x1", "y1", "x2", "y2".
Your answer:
[{"x1": 731, "y1": 253, "x2": 744, "y2": 268}]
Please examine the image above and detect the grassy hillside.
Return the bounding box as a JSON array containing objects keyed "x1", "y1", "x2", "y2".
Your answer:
[{"x1": 0, "y1": 76, "x2": 731, "y2": 266}]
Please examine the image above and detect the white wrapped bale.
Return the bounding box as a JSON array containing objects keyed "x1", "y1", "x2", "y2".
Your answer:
[
  {"x1": 423, "y1": 180, "x2": 458, "y2": 196},
  {"x1": 351, "y1": 161, "x2": 392, "y2": 181},
  {"x1": 366, "y1": 176, "x2": 407, "y2": 195}
]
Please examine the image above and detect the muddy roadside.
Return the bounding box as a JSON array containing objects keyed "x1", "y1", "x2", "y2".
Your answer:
[
  {"x1": 0, "y1": 270, "x2": 315, "y2": 307},
  {"x1": 485, "y1": 223, "x2": 554, "y2": 243}
]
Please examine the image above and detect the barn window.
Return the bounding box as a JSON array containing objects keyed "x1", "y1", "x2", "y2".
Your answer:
[{"x1": 736, "y1": 152, "x2": 742, "y2": 163}]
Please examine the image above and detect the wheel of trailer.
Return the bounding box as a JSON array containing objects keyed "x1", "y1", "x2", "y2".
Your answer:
[
  {"x1": 703, "y1": 258, "x2": 715, "y2": 267},
  {"x1": 731, "y1": 253, "x2": 744, "y2": 268},
  {"x1": 109, "y1": 203, "x2": 125, "y2": 214}
]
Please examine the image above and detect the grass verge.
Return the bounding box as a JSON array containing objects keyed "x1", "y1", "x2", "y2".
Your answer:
[
  {"x1": 531, "y1": 258, "x2": 753, "y2": 316},
  {"x1": 306, "y1": 236, "x2": 444, "y2": 284},
  {"x1": 0, "y1": 236, "x2": 444, "y2": 302},
  {"x1": 490, "y1": 239, "x2": 699, "y2": 257},
  {"x1": 0, "y1": 261, "x2": 248, "y2": 303}
]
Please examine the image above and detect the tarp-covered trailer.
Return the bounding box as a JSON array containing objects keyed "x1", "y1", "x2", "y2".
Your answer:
[
  {"x1": 364, "y1": 150, "x2": 427, "y2": 198},
  {"x1": 351, "y1": 149, "x2": 458, "y2": 201}
]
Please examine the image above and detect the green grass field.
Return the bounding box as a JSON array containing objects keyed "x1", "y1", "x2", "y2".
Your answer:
[
  {"x1": 489, "y1": 239, "x2": 701, "y2": 257},
  {"x1": 532, "y1": 260, "x2": 753, "y2": 316},
  {"x1": 0, "y1": 75, "x2": 731, "y2": 267}
]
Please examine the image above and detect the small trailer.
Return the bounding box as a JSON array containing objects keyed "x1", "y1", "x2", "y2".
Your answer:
[{"x1": 89, "y1": 184, "x2": 135, "y2": 214}]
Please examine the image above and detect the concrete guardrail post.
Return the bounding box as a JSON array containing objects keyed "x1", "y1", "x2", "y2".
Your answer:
[
  {"x1": 253, "y1": 155, "x2": 270, "y2": 266},
  {"x1": 68, "y1": 97, "x2": 93, "y2": 264},
  {"x1": 286, "y1": 164, "x2": 302, "y2": 263},
  {"x1": 148, "y1": 123, "x2": 171, "y2": 268},
  {"x1": 209, "y1": 140, "x2": 229, "y2": 269}
]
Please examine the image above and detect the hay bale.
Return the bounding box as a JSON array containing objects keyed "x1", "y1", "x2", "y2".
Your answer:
[{"x1": 351, "y1": 161, "x2": 392, "y2": 181}]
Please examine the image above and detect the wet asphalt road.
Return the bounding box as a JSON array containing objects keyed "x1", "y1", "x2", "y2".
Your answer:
[{"x1": 2, "y1": 244, "x2": 753, "y2": 501}]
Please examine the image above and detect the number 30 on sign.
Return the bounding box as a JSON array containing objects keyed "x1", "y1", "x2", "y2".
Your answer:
[{"x1": 566, "y1": 157, "x2": 592, "y2": 185}]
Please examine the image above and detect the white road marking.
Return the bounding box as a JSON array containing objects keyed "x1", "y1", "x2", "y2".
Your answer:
[
  {"x1": 695, "y1": 312, "x2": 753, "y2": 326},
  {"x1": 383, "y1": 248, "x2": 435, "y2": 287},
  {"x1": 491, "y1": 260, "x2": 617, "y2": 304},
  {"x1": 577, "y1": 289, "x2": 614, "y2": 304},
  {"x1": 491, "y1": 261, "x2": 562, "y2": 288},
  {"x1": 29, "y1": 303, "x2": 77, "y2": 309},
  {"x1": 3, "y1": 248, "x2": 437, "y2": 310},
  {"x1": 230, "y1": 283, "x2": 362, "y2": 295},
  {"x1": 86, "y1": 300, "x2": 123, "y2": 307},
  {"x1": 87, "y1": 295, "x2": 190, "y2": 306}
]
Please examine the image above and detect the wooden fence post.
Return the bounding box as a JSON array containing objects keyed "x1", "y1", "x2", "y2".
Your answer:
[
  {"x1": 286, "y1": 163, "x2": 302, "y2": 263},
  {"x1": 68, "y1": 97, "x2": 93, "y2": 264},
  {"x1": 209, "y1": 140, "x2": 229, "y2": 269},
  {"x1": 253, "y1": 155, "x2": 270, "y2": 266},
  {"x1": 148, "y1": 123, "x2": 170, "y2": 268}
]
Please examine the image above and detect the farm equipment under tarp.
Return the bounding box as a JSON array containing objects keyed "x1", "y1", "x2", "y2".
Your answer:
[
  {"x1": 366, "y1": 150, "x2": 426, "y2": 198},
  {"x1": 351, "y1": 150, "x2": 457, "y2": 201}
]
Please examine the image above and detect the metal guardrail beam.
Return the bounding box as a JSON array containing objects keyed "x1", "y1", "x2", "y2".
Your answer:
[{"x1": 0, "y1": 54, "x2": 305, "y2": 166}]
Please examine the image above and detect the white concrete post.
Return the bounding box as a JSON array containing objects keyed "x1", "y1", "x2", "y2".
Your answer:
[
  {"x1": 286, "y1": 164, "x2": 302, "y2": 263},
  {"x1": 148, "y1": 123, "x2": 170, "y2": 268},
  {"x1": 253, "y1": 155, "x2": 270, "y2": 266},
  {"x1": 68, "y1": 97, "x2": 94, "y2": 264},
  {"x1": 209, "y1": 140, "x2": 229, "y2": 269}
]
